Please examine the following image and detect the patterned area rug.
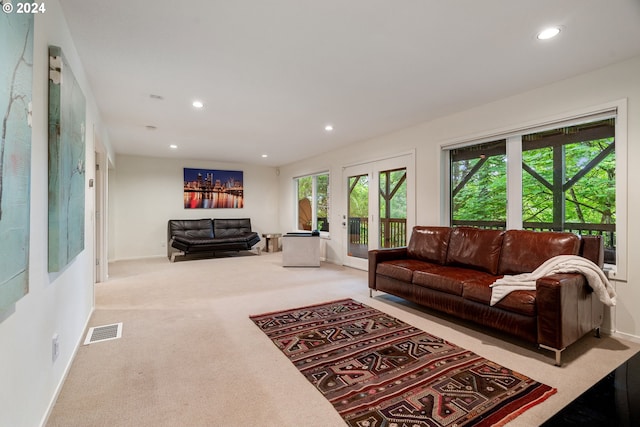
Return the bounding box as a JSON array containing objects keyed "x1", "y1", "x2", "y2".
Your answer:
[{"x1": 250, "y1": 298, "x2": 556, "y2": 427}]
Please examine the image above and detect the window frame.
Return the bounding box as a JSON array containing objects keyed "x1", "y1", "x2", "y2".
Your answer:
[
  {"x1": 440, "y1": 100, "x2": 627, "y2": 280},
  {"x1": 294, "y1": 171, "x2": 330, "y2": 236}
]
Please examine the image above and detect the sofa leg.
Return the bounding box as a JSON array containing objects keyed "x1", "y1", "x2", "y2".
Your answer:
[
  {"x1": 170, "y1": 250, "x2": 185, "y2": 263},
  {"x1": 539, "y1": 344, "x2": 565, "y2": 366},
  {"x1": 595, "y1": 327, "x2": 601, "y2": 338},
  {"x1": 369, "y1": 289, "x2": 373, "y2": 298}
]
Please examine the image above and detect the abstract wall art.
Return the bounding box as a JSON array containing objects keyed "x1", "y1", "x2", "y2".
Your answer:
[
  {"x1": 0, "y1": 10, "x2": 33, "y2": 312},
  {"x1": 183, "y1": 168, "x2": 244, "y2": 209},
  {"x1": 48, "y1": 45, "x2": 86, "y2": 272}
]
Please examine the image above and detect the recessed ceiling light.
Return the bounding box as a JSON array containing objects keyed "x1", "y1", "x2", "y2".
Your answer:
[
  {"x1": 325, "y1": 124, "x2": 334, "y2": 132},
  {"x1": 145, "y1": 125, "x2": 157, "y2": 130},
  {"x1": 192, "y1": 100, "x2": 204, "y2": 108},
  {"x1": 537, "y1": 27, "x2": 561, "y2": 40},
  {"x1": 169, "y1": 144, "x2": 178, "y2": 149},
  {"x1": 261, "y1": 154, "x2": 268, "y2": 158},
  {"x1": 149, "y1": 94, "x2": 164, "y2": 100}
]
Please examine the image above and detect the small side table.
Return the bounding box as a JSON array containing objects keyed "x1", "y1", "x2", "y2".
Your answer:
[{"x1": 262, "y1": 233, "x2": 282, "y2": 253}]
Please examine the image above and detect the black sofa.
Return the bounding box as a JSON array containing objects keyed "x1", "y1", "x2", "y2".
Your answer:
[{"x1": 167, "y1": 218, "x2": 260, "y2": 262}]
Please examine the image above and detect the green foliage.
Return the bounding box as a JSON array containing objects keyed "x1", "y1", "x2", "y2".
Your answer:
[
  {"x1": 316, "y1": 174, "x2": 329, "y2": 218},
  {"x1": 521, "y1": 138, "x2": 615, "y2": 224},
  {"x1": 297, "y1": 176, "x2": 312, "y2": 201},
  {"x1": 452, "y1": 156, "x2": 507, "y2": 221},
  {"x1": 349, "y1": 175, "x2": 369, "y2": 217},
  {"x1": 452, "y1": 138, "x2": 615, "y2": 226},
  {"x1": 348, "y1": 170, "x2": 408, "y2": 219},
  {"x1": 297, "y1": 174, "x2": 330, "y2": 231},
  {"x1": 379, "y1": 169, "x2": 407, "y2": 219}
]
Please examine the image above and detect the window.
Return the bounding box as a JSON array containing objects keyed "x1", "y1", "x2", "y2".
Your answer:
[
  {"x1": 295, "y1": 172, "x2": 329, "y2": 232},
  {"x1": 379, "y1": 168, "x2": 408, "y2": 248},
  {"x1": 447, "y1": 115, "x2": 619, "y2": 267},
  {"x1": 450, "y1": 140, "x2": 506, "y2": 228},
  {"x1": 521, "y1": 120, "x2": 616, "y2": 264}
]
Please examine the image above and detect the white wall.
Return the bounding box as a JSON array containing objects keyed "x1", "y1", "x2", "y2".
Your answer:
[
  {"x1": 109, "y1": 155, "x2": 280, "y2": 260},
  {"x1": 278, "y1": 55, "x2": 640, "y2": 340},
  {"x1": 0, "y1": 2, "x2": 113, "y2": 426}
]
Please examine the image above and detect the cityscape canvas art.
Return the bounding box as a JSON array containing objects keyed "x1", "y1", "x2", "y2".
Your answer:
[
  {"x1": 184, "y1": 168, "x2": 244, "y2": 209},
  {"x1": 48, "y1": 45, "x2": 86, "y2": 272},
  {"x1": 0, "y1": 10, "x2": 33, "y2": 312}
]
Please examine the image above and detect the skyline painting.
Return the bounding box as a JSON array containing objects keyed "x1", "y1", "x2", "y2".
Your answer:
[{"x1": 183, "y1": 168, "x2": 244, "y2": 209}]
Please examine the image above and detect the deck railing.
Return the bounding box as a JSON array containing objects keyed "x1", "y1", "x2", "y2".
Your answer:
[
  {"x1": 349, "y1": 217, "x2": 616, "y2": 263},
  {"x1": 451, "y1": 220, "x2": 616, "y2": 264},
  {"x1": 380, "y1": 218, "x2": 407, "y2": 248},
  {"x1": 348, "y1": 217, "x2": 407, "y2": 248},
  {"x1": 348, "y1": 217, "x2": 368, "y2": 245}
]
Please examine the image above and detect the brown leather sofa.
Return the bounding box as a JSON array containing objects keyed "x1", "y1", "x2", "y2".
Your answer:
[{"x1": 368, "y1": 226, "x2": 605, "y2": 365}]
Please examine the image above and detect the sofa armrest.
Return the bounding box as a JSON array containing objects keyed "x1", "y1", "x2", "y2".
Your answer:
[
  {"x1": 368, "y1": 247, "x2": 408, "y2": 290},
  {"x1": 536, "y1": 273, "x2": 604, "y2": 351}
]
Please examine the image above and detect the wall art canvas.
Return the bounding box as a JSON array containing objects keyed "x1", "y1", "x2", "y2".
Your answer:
[
  {"x1": 184, "y1": 168, "x2": 244, "y2": 209},
  {"x1": 0, "y1": 10, "x2": 33, "y2": 312},
  {"x1": 48, "y1": 45, "x2": 86, "y2": 272}
]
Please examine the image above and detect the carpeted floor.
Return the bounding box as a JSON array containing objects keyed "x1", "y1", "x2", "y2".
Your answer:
[{"x1": 46, "y1": 252, "x2": 640, "y2": 426}]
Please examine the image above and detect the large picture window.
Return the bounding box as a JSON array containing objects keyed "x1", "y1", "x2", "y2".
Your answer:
[
  {"x1": 521, "y1": 120, "x2": 615, "y2": 263},
  {"x1": 447, "y1": 115, "x2": 619, "y2": 267},
  {"x1": 295, "y1": 172, "x2": 329, "y2": 232},
  {"x1": 450, "y1": 140, "x2": 506, "y2": 228}
]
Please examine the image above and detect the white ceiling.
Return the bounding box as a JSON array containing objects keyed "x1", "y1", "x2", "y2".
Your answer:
[{"x1": 59, "y1": 0, "x2": 640, "y2": 167}]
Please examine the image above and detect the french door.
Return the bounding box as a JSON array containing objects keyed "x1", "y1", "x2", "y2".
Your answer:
[{"x1": 343, "y1": 154, "x2": 415, "y2": 270}]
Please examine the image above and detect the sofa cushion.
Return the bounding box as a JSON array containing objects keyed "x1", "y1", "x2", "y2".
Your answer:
[
  {"x1": 377, "y1": 259, "x2": 438, "y2": 282},
  {"x1": 407, "y1": 226, "x2": 452, "y2": 264},
  {"x1": 413, "y1": 266, "x2": 496, "y2": 296},
  {"x1": 446, "y1": 227, "x2": 505, "y2": 275},
  {"x1": 462, "y1": 282, "x2": 536, "y2": 317},
  {"x1": 213, "y1": 218, "x2": 253, "y2": 237},
  {"x1": 172, "y1": 235, "x2": 219, "y2": 246},
  {"x1": 498, "y1": 230, "x2": 580, "y2": 275},
  {"x1": 169, "y1": 219, "x2": 213, "y2": 239}
]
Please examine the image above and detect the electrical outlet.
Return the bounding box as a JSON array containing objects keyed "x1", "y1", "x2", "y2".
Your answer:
[{"x1": 52, "y1": 334, "x2": 59, "y2": 362}]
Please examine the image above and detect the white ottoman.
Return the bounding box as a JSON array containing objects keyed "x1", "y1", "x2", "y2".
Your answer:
[{"x1": 282, "y1": 233, "x2": 320, "y2": 267}]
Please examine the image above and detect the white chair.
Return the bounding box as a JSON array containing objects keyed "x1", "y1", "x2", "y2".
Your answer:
[{"x1": 282, "y1": 232, "x2": 320, "y2": 267}]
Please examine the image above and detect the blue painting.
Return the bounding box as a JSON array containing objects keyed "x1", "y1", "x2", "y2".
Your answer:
[
  {"x1": 48, "y1": 46, "x2": 86, "y2": 272},
  {"x1": 0, "y1": 10, "x2": 33, "y2": 312},
  {"x1": 184, "y1": 168, "x2": 244, "y2": 208}
]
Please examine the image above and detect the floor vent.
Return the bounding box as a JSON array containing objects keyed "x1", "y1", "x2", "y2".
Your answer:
[{"x1": 84, "y1": 323, "x2": 123, "y2": 345}]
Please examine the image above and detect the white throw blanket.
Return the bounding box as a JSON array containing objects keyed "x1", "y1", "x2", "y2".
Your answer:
[{"x1": 490, "y1": 255, "x2": 617, "y2": 307}]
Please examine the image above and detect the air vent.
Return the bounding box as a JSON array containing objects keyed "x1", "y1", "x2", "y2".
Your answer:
[{"x1": 84, "y1": 323, "x2": 123, "y2": 345}]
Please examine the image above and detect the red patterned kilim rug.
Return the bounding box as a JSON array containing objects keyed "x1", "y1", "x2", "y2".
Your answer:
[{"x1": 250, "y1": 298, "x2": 556, "y2": 427}]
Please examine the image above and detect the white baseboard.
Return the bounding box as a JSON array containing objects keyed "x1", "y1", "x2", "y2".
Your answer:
[
  {"x1": 39, "y1": 307, "x2": 95, "y2": 427},
  {"x1": 609, "y1": 330, "x2": 640, "y2": 344}
]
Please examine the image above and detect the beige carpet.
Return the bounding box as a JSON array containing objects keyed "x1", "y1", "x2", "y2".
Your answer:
[{"x1": 47, "y1": 252, "x2": 640, "y2": 427}]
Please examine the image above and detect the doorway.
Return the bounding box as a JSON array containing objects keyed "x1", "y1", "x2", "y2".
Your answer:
[
  {"x1": 343, "y1": 153, "x2": 415, "y2": 270},
  {"x1": 94, "y1": 144, "x2": 108, "y2": 283}
]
